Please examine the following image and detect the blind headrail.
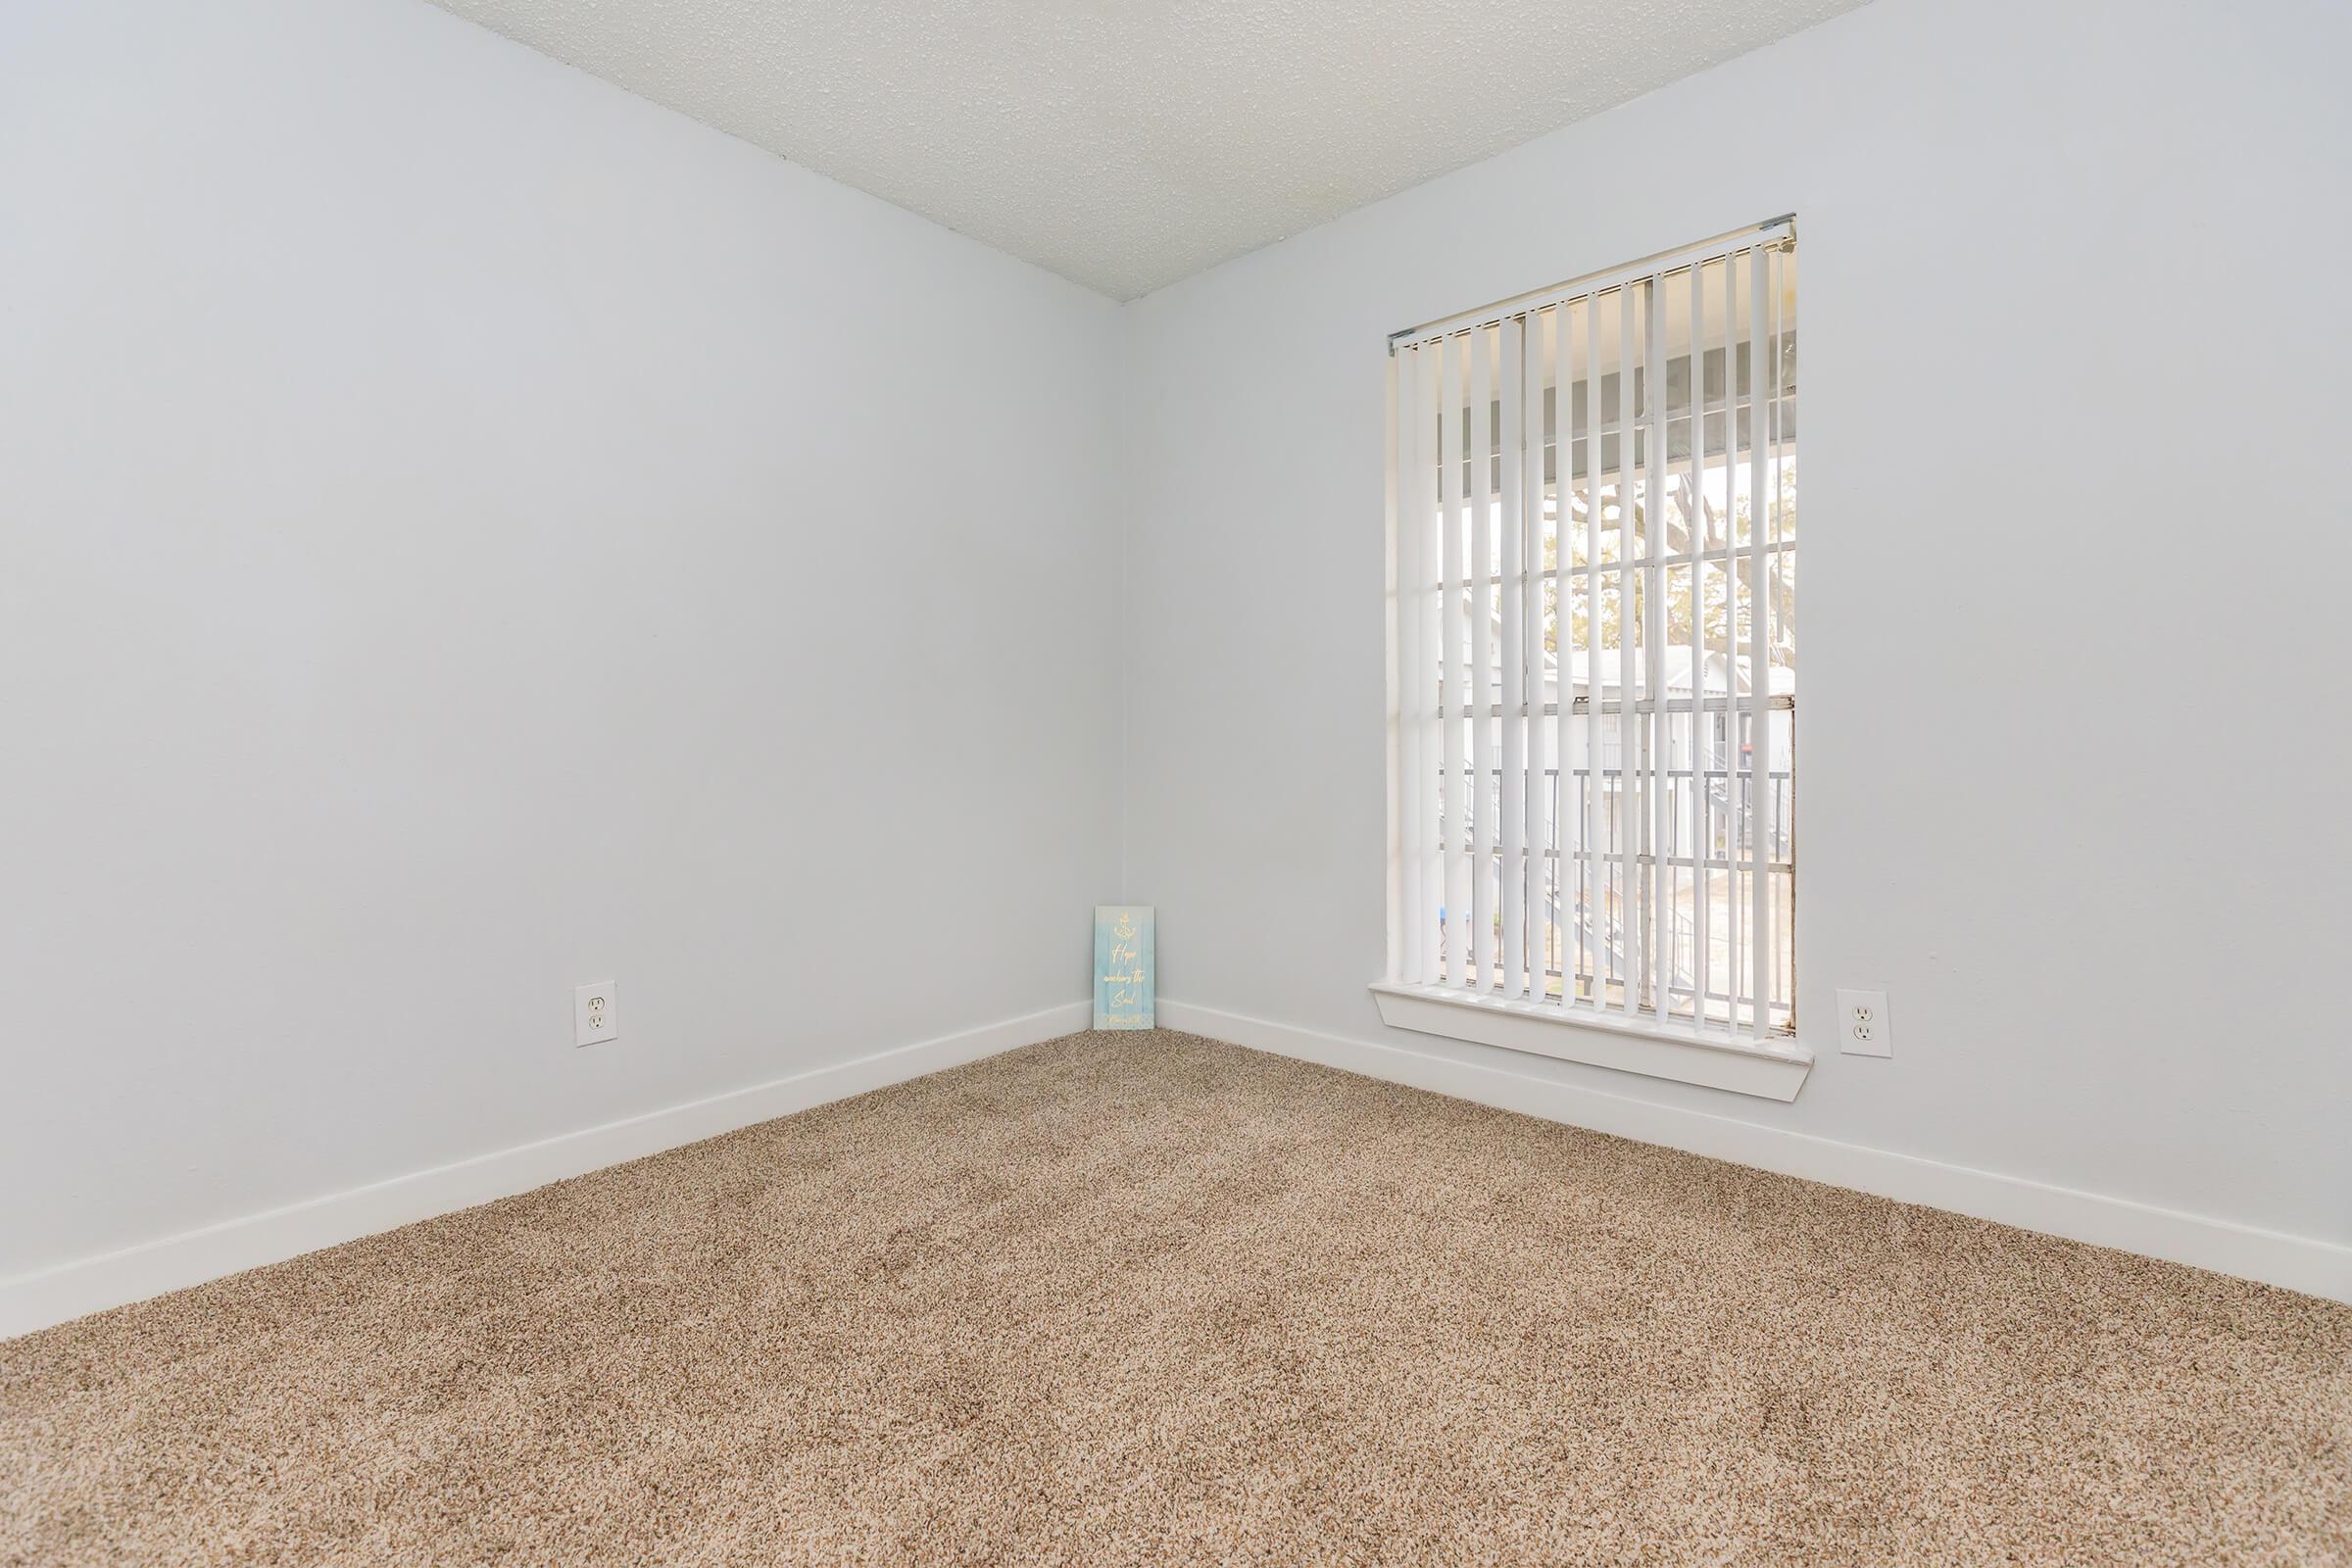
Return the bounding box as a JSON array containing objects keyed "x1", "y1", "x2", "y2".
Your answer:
[{"x1": 1386, "y1": 215, "x2": 1794, "y2": 354}]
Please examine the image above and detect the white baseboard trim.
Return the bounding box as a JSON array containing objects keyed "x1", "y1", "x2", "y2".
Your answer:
[
  {"x1": 0, "y1": 1001, "x2": 1091, "y2": 1340},
  {"x1": 1158, "y1": 998, "x2": 2352, "y2": 1305}
]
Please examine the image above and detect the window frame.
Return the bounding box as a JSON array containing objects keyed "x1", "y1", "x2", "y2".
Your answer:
[{"x1": 1378, "y1": 220, "x2": 1810, "y2": 1102}]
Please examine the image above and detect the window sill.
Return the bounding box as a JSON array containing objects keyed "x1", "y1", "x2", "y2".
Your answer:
[{"x1": 1366, "y1": 982, "x2": 1814, "y2": 1102}]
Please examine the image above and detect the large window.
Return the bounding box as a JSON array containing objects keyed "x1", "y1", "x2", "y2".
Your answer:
[{"x1": 1382, "y1": 222, "x2": 1798, "y2": 1084}]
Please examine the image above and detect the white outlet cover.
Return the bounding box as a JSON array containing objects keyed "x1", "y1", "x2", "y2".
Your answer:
[
  {"x1": 574, "y1": 981, "x2": 618, "y2": 1047},
  {"x1": 1837, "y1": 988, "x2": 1891, "y2": 1057}
]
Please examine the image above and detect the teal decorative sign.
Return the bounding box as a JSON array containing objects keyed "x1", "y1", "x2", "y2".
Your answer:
[{"x1": 1093, "y1": 906, "x2": 1154, "y2": 1030}]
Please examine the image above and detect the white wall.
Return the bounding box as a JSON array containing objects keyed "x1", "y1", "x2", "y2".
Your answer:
[
  {"x1": 7, "y1": 0, "x2": 2345, "y2": 1308},
  {"x1": 1121, "y1": 0, "x2": 2352, "y2": 1250},
  {"x1": 0, "y1": 0, "x2": 1120, "y2": 1278}
]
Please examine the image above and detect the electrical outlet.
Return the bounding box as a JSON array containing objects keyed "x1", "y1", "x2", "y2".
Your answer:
[
  {"x1": 574, "y1": 981, "x2": 617, "y2": 1047},
  {"x1": 1837, "y1": 988, "x2": 1890, "y2": 1056}
]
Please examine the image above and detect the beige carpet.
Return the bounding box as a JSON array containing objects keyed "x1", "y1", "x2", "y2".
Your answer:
[{"x1": 3, "y1": 1030, "x2": 2347, "y2": 1567}]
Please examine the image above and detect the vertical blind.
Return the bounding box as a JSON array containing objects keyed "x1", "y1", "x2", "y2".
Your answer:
[{"x1": 1388, "y1": 220, "x2": 1796, "y2": 1042}]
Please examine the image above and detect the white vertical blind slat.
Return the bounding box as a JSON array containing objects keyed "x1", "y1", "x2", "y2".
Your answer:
[
  {"x1": 1391, "y1": 346, "x2": 1413, "y2": 985},
  {"x1": 1523, "y1": 311, "x2": 1548, "y2": 1004},
  {"x1": 1440, "y1": 334, "x2": 1467, "y2": 988},
  {"x1": 1550, "y1": 307, "x2": 1574, "y2": 1009},
  {"x1": 1414, "y1": 343, "x2": 1444, "y2": 984},
  {"x1": 1581, "y1": 296, "x2": 1604, "y2": 1008},
  {"x1": 1643, "y1": 278, "x2": 1670, "y2": 1020},
  {"x1": 1745, "y1": 248, "x2": 1770, "y2": 1040},
  {"x1": 1720, "y1": 250, "x2": 1742, "y2": 1033},
  {"x1": 1688, "y1": 261, "x2": 1711, "y2": 1030},
  {"x1": 1470, "y1": 327, "x2": 1496, "y2": 992},
  {"x1": 1497, "y1": 320, "x2": 1527, "y2": 1001},
  {"x1": 1765, "y1": 243, "x2": 1787, "y2": 1029},
  {"x1": 1614, "y1": 285, "x2": 1638, "y2": 1017},
  {"x1": 1387, "y1": 353, "x2": 1401, "y2": 983},
  {"x1": 1396, "y1": 346, "x2": 1425, "y2": 985}
]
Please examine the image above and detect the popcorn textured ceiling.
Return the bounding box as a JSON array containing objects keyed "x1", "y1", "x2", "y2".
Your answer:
[{"x1": 422, "y1": 0, "x2": 1872, "y2": 300}]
